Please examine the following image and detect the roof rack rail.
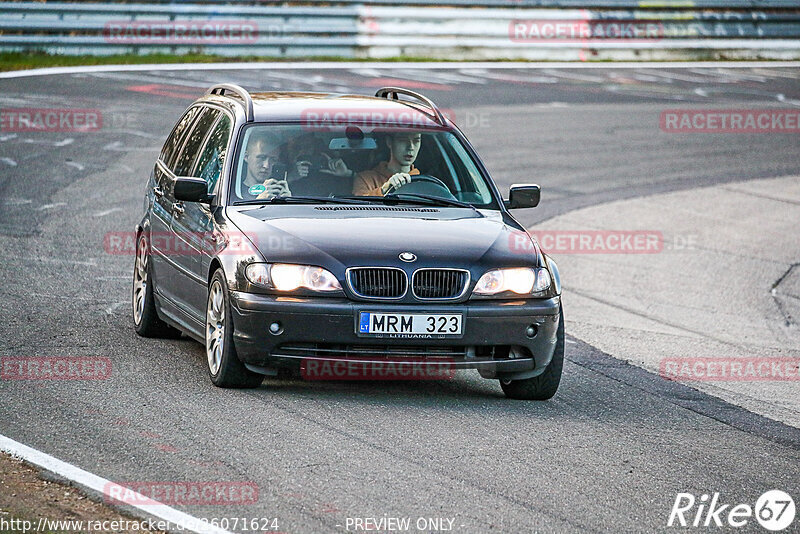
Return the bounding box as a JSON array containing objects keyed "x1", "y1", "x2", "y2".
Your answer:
[
  {"x1": 206, "y1": 83, "x2": 254, "y2": 122},
  {"x1": 375, "y1": 87, "x2": 446, "y2": 126}
]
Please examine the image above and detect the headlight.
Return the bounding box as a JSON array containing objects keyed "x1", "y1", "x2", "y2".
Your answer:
[
  {"x1": 245, "y1": 263, "x2": 341, "y2": 292},
  {"x1": 245, "y1": 264, "x2": 270, "y2": 286},
  {"x1": 472, "y1": 267, "x2": 551, "y2": 297}
]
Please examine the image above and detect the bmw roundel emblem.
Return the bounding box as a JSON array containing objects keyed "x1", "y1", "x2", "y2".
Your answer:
[{"x1": 399, "y1": 252, "x2": 417, "y2": 262}]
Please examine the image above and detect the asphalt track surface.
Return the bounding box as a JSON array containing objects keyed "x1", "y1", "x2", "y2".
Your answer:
[{"x1": 1, "y1": 64, "x2": 799, "y2": 533}]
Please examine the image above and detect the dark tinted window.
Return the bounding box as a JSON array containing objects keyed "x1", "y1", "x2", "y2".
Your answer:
[
  {"x1": 160, "y1": 106, "x2": 201, "y2": 168},
  {"x1": 172, "y1": 108, "x2": 220, "y2": 176},
  {"x1": 192, "y1": 114, "x2": 232, "y2": 194}
]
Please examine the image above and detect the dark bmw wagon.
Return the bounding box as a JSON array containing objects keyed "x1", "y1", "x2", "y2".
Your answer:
[{"x1": 132, "y1": 84, "x2": 564, "y2": 399}]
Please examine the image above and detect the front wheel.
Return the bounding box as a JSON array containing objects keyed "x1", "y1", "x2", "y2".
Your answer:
[
  {"x1": 500, "y1": 305, "x2": 564, "y2": 400},
  {"x1": 206, "y1": 269, "x2": 263, "y2": 388}
]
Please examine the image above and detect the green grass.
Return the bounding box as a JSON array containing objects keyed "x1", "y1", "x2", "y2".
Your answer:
[
  {"x1": 1, "y1": 50, "x2": 767, "y2": 72},
  {"x1": 0, "y1": 51, "x2": 463, "y2": 72}
]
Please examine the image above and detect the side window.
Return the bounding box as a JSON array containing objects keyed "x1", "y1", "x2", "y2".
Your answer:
[
  {"x1": 160, "y1": 106, "x2": 201, "y2": 168},
  {"x1": 172, "y1": 108, "x2": 220, "y2": 176},
  {"x1": 192, "y1": 114, "x2": 232, "y2": 195}
]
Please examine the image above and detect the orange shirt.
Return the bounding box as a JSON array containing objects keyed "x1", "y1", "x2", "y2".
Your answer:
[{"x1": 352, "y1": 161, "x2": 420, "y2": 196}]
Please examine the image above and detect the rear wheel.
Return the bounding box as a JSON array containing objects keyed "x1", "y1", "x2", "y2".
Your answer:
[
  {"x1": 500, "y1": 305, "x2": 564, "y2": 400},
  {"x1": 132, "y1": 233, "x2": 181, "y2": 338},
  {"x1": 206, "y1": 269, "x2": 263, "y2": 388}
]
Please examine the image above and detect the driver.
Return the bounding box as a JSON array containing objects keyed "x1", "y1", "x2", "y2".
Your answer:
[{"x1": 352, "y1": 132, "x2": 421, "y2": 196}]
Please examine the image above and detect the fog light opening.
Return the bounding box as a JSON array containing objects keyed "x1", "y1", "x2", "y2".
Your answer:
[
  {"x1": 509, "y1": 346, "x2": 526, "y2": 359},
  {"x1": 269, "y1": 321, "x2": 283, "y2": 335},
  {"x1": 525, "y1": 325, "x2": 538, "y2": 339}
]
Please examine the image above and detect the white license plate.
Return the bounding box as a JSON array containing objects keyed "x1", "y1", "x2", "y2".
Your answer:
[{"x1": 358, "y1": 312, "x2": 463, "y2": 338}]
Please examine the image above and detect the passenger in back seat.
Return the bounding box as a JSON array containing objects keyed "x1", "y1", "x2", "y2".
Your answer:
[{"x1": 286, "y1": 133, "x2": 355, "y2": 197}]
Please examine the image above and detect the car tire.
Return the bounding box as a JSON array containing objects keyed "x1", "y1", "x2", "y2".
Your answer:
[
  {"x1": 132, "y1": 233, "x2": 181, "y2": 338},
  {"x1": 205, "y1": 269, "x2": 264, "y2": 388},
  {"x1": 500, "y1": 304, "x2": 564, "y2": 400}
]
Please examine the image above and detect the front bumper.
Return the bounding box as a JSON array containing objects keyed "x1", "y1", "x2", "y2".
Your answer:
[{"x1": 230, "y1": 292, "x2": 561, "y2": 380}]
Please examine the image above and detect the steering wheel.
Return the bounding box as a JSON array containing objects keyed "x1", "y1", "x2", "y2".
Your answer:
[{"x1": 386, "y1": 174, "x2": 454, "y2": 198}]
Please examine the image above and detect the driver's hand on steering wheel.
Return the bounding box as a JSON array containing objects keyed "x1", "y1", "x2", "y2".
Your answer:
[{"x1": 381, "y1": 173, "x2": 412, "y2": 195}]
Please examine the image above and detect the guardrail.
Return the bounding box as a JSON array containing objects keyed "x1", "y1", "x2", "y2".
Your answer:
[
  {"x1": 3, "y1": 1, "x2": 797, "y2": 6},
  {"x1": 1, "y1": 1, "x2": 799, "y2": 60}
]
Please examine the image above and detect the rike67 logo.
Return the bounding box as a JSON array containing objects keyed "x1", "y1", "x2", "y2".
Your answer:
[{"x1": 668, "y1": 490, "x2": 795, "y2": 531}]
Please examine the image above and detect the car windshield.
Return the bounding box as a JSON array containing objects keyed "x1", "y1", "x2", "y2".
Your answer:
[{"x1": 230, "y1": 124, "x2": 497, "y2": 208}]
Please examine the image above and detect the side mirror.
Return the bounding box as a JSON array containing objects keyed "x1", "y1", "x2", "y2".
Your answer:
[
  {"x1": 174, "y1": 176, "x2": 210, "y2": 203},
  {"x1": 505, "y1": 184, "x2": 540, "y2": 209}
]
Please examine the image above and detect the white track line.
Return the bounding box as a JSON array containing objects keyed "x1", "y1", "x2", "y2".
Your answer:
[
  {"x1": 1, "y1": 61, "x2": 799, "y2": 79},
  {"x1": 0, "y1": 434, "x2": 234, "y2": 534}
]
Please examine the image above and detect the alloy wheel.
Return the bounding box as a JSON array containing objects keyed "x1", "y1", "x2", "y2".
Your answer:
[
  {"x1": 206, "y1": 280, "x2": 225, "y2": 375},
  {"x1": 132, "y1": 236, "x2": 148, "y2": 325}
]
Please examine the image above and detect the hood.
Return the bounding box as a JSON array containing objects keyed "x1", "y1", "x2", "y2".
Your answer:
[{"x1": 226, "y1": 205, "x2": 540, "y2": 273}]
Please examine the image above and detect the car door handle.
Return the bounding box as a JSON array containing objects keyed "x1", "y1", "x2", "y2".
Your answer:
[
  {"x1": 173, "y1": 202, "x2": 185, "y2": 215},
  {"x1": 153, "y1": 186, "x2": 164, "y2": 197}
]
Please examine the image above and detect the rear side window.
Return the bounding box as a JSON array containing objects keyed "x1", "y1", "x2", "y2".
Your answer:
[
  {"x1": 172, "y1": 108, "x2": 220, "y2": 176},
  {"x1": 160, "y1": 106, "x2": 201, "y2": 168},
  {"x1": 192, "y1": 114, "x2": 232, "y2": 195}
]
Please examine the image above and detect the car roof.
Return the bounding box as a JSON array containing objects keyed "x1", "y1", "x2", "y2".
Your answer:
[{"x1": 203, "y1": 88, "x2": 452, "y2": 129}]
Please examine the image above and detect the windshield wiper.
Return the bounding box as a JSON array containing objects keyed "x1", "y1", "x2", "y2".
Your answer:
[
  {"x1": 233, "y1": 196, "x2": 370, "y2": 206},
  {"x1": 388, "y1": 193, "x2": 476, "y2": 209},
  {"x1": 341, "y1": 194, "x2": 475, "y2": 209}
]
